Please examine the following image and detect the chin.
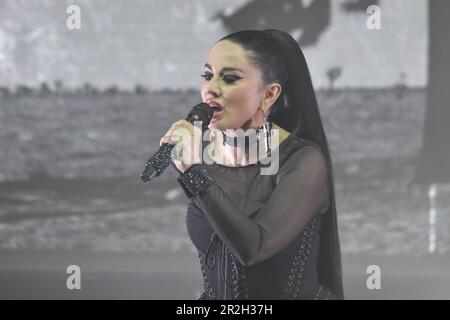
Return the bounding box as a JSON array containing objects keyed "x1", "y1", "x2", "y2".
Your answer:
[{"x1": 208, "y1": 122, "x2": 225, "y2": 131}]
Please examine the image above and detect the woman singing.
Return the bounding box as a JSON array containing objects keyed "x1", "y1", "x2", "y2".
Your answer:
[{"x1": 159, "y1": 29, "x2": 344, "y2": 300}]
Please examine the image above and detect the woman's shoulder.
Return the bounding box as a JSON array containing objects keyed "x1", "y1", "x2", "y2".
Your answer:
[
  {"x1": 275, "y1": 136, "x2": 330, "y2": 213},
  {"x1": 278, "y1": 135, "x2": 326, "y2": 167},
  {"x1": 272, "y1": 135, "x2": 328, "y2": 183}
]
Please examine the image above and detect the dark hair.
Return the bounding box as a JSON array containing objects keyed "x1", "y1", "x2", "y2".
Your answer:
[{"x1": 218, "y1": 29, "x2": 344, "y2": 299}]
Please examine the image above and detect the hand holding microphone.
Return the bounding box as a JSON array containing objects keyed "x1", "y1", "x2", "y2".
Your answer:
[
  {"x1": 159, "y1": 119, "x2": 203, "y2": 173},
  {"x1": 140, "y1": 103, "x2": 213, "y2": 183}
]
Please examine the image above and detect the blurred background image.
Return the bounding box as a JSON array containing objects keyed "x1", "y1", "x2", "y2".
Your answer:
[{"x1": 0, "y1": 0, "x2": 449, "y2": 299}]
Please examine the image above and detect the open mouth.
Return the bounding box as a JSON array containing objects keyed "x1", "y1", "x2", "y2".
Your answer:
[{"x1": 208, "y1": 103, "x2": 224, "y2": 114}]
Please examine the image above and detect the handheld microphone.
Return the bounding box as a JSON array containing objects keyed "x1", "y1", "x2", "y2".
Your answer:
[{"x1": 140, "y1": 102, "x2": 213, "y2": 183}]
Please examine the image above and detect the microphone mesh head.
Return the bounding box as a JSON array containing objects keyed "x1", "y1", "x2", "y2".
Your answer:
[{"x1": 187, "y1": 103, "x2": 214, "y2": 129}]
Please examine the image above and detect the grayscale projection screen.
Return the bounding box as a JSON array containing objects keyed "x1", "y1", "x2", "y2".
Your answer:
[{"x1": 0, "y1": 0, "x2": 449, "y2": 300}]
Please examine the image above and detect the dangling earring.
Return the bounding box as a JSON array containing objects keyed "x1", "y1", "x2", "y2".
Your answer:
[
  {"x1": 256, "y1": 105, "x2": 273, "y2": 155},
  {"x1": 261, "y1": 120, "x2": 272, "y2": 155}
]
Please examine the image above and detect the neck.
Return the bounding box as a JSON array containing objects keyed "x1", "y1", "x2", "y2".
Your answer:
[{"x1": 209, "y1": 122, "x2": 281, "y2": 167}]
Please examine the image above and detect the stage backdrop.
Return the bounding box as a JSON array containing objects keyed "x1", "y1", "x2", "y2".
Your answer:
[{"x1": 0, "y1": 0, "x2": 448, "y2": 299}]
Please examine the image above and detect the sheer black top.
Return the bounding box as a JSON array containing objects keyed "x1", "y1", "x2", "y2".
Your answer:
[{"x1": 183, "y1": 134, "x2": 336, "y2": 299}]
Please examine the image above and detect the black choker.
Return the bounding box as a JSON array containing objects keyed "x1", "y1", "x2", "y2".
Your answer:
[{"x1": 221, "y1": 122, "x2": 273, "y2": 148}]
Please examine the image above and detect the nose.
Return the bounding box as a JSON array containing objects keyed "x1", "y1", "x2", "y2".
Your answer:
[{"x1": 202, "y1": 79, "x2": 221, "y2": 100}]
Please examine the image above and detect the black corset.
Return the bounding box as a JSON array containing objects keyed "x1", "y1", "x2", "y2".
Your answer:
[{"x1": 196, "y1": 215, "x2": 332, "y2": 300}]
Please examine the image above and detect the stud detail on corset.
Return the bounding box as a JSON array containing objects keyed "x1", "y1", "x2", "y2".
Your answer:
[
  {"x1": 281, "y1": 216, "x2": 317, "y2": 299},
  {"x1": 198, "y1": 252, "x2": 216, "y2": 300}
]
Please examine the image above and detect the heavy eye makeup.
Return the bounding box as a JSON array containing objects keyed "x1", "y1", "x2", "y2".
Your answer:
[{"x1": 200, "y1": 71, "x2": 241, "y2": 84}]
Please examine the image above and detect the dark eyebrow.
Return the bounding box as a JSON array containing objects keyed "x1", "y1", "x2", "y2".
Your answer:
[{"x1": 204, "y1": 63, "x2": 245, "y2": 74}]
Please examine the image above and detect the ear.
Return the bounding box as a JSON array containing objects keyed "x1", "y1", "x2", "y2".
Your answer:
[{"x1": 262, "y1": 83, "x2": 282, "y2": 113}]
